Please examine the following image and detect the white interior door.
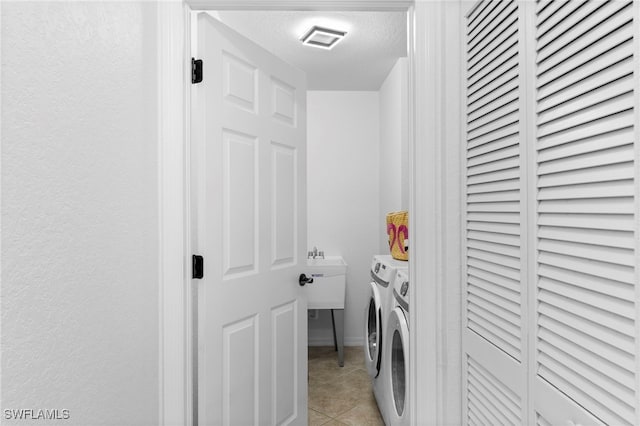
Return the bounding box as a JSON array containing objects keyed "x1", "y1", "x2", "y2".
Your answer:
[
  {"x1": 192, "y1": 13, "x2": 308, "y2": 425},
  {"x1": 463, "y1": 1, "x2": 527, "y2": 424},
  {"x1": 533, "y1": 1, "x2": 638, "y2": 425},
  {"x1": 463, "y1": 1, "x2": 640, "y2": 425}
]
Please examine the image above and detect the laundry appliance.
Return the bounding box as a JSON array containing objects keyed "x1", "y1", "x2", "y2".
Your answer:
[
  {"x1": 384, "y1": 268, "x2": 410, "y2": 426},
  {"x1": 364, "y1": 254, "x2": 408, "y2": 424}
]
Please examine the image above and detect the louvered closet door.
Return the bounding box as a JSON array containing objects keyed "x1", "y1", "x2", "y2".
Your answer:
[
  {"x1": 463, "y1": 1, "x2": 527, "y2": 424},
  {"x1": 533, "y1": 1, "x2": 638, "y2": 425}
]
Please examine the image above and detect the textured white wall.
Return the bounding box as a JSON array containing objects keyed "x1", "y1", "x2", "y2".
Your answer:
[
  {"x1": 2, "y1": 3, "x2": 159, "y2": 424},
  {"x1": 307, "y1": 91, "x2": 380, "y2": 346},
  {"x1": 379, "y1": 57, "x2": 409, "y2": 253}
]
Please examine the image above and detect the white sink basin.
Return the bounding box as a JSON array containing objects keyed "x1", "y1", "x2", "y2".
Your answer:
[
  {"x1": 306, "y1": 256, "x2": 348, "y2": 275},
  {"x1": 305, "y1": 256, "x2": 347, "y2": 309}
]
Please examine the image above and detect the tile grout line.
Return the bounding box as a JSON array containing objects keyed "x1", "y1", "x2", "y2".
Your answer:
[{"x1": 308, "y1": 346, "x2": 383, "y2": 426}]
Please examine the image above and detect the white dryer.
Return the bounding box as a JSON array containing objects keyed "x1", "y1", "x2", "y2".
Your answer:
[
  {"x1": 364, "y1": 255, "x2": 407, "y2": 424},
  {"x1": 384, "y1": 269, "x2": 410, "y2": 426}
]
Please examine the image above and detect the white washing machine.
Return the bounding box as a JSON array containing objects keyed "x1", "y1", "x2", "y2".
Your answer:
[
  {"x1": 364, "y1": 255, "x2": 407, "y2": 424},
  {"x1": 384, "y1": 269, "x2": 410, "y2": 426}
]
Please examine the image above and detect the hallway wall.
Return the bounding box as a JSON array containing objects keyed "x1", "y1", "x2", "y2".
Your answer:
[
  {"x1": 307, "y1": 91, "x2": 380, "y2": 346},
  {"x1": 2, "y1": 3, "x2": 160, "y2": 424},
  {"x1": 379, "y1": 57, "x2": 409, "y2": 253}
]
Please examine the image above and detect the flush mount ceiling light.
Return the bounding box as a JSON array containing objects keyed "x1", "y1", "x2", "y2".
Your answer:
[{"x1": 300, "y1": 26, "x2": 347, "y2": 50}]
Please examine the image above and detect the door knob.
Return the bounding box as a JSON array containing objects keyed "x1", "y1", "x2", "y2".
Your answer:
[{"x1": 299, "y1": 273, "x2": 314, "y2": 286}]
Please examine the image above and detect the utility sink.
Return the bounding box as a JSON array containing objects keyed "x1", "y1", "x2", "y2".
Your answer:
[
  {"x1": 305, "y1": 256, "x2": 347, "y2": 309},
  {"x1": 305, "y1": 255, "x2": 348, "y2": 367},
  {"x1": 306, "y1": 256, "x2": 348, "y2": 274}
]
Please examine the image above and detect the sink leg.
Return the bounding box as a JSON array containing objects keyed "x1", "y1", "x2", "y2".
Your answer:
[
  {"x1": 331, "y1": 309, "x2": 345, "y2": 367},
  {"x1": 331, "y1": 309, "x2": 338, "y2": 351}
]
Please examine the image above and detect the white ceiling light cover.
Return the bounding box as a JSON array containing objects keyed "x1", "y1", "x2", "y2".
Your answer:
[{"x1": 301, "y1": 26, "x2": 346, "y2": 50}]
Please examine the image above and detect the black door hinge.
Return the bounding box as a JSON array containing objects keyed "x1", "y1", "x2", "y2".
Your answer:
[
  {"x1": 192, "y1": 58, "x2": 203, "y2": 84},
  {"x1": 192, "y1": 254, "x2": 204, "y2": 279}
]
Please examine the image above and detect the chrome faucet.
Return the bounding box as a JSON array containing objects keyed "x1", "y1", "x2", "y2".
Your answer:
[{"x1": 308, "y1": 246, "x2": 324, "y2": 259}]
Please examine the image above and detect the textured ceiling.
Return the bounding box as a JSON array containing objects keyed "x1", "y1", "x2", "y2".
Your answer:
[{"x1": 215, "y1": 11, "x2": 407, "y2": 90}]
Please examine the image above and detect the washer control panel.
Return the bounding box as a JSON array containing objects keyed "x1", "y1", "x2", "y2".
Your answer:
[
  {"x1": 371, "y1": 256, "x2": 396, "y2": 285},
  {"x1": 393, "y1": 269, "x2": 410, "y2": 308}
]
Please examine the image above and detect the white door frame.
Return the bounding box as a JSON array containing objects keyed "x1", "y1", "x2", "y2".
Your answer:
[{"x1": 157, "y1": 1, "x2": 464, "y2": 425}]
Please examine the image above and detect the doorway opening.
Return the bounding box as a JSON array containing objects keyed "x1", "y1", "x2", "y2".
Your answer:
[{"x1": 191, "y1": 9, "x2": 410, "y2": 424}]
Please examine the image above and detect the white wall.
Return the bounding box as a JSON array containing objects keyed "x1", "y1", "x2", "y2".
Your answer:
[
  {"x1": 378, "y1": 57, "x2": 408, "y2": 253},
  {"x1": 2, "y1": 3, "x2": 160, "y2": 424},
  {"x1": 307, "y1": 91, "x2": 380, "y2": 346}
]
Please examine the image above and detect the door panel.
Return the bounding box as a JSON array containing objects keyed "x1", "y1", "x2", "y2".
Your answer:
[
  {"x1": 223, "y1": 129, "x2": 258, "y2": 277},
  {"x1": 465, "y1": 0, "x2": 639, "y2": 424},
  {"x1": 466, "y1": 354, "x2": 522, "y2": 425},
  {"x1": 533, "y1": 1, "x2": 637, "y2": 424},
  {"x1": 463, "y1": 0, "x2": 527, "y2": 424},
  {"x1": 271, "y1": 142, "x2": 297, "y2": 267},
  {"x1": 222, "y1": 316, "x2": 259, "y2": 425},
  {"x1": 271, "y1": 301, "x2": 298, "y2": 425},
  {"x1": 193, "y1": 13, "x2": 307, "y2": 425}
]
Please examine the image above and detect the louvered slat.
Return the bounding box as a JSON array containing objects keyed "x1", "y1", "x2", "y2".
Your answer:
[
  {"x1": 537, "y1": 361, "x2": 634, "y2": 425},
  {"x1": 468, "y1": 1, "x2": 517, "y2": 57},
  {"x1": 535, "y1": 2, "x2": 637, "y2": 424},
  {"x1": 537, "y1": 38, "x2": 633, "y2": 101},
  {"x1": 466, "y1": 220, "x2": 519, "y2": 236},
  {"x1": 467, "y1": 356, "x2": 522, "y2": 425},
  {"x1": 538, "y1": 251, "x2": 634, "y2": 284},
  {"x1": 537, "y1": 412, "x2": 553, "y2": 426},
  {"x1": 467, "y1": 0, "x2": 500, "y2": 37},
  {"x1": 538, "y1": 289, "x2": 635, "y2": 339},
  {"x1": 469, "y1": 265, "x2": 518, "y2": 297},
  {"x1": 467, "y1": 135, "x2": 519, "y2": 161},
  {"x1": 537, "y1": 143, "x2": 634, "y2": 175},
  {"x1": 537, "y1": 225, "x2": 634, "y2": 247},
  {"x1": 538, "y1": 350, "x2": 634, "y2": 407},
  {"x1": 538, "y1": 326, "x2": 635, "y2": 390},
  {"x1": 537, "y1": 58, "x2": 634, "y2": 113},
  {"x1": 466, "y1": 0, "x2": 522, "y2": 368},
  {"x1": 468, "y1": 49, "x2": 518, "y2": 94},
  {"x1": 468, "y1": 154, "x2": 519, "y2": 176},
  {"x1": 468, "y1": 67, "x2": 518, "y2": 108},
  {"x1": 468, "y1": 90, "x2": 518, "y2": 124},
  {"x1": 537, "y1": 2, "x2": 631, "y2": 72},
  {"x1": 537, "y1": 127, "x2": 634, "y2": 162},
  {"x1": 538, "y1": 263, "x2": 634, "y2": 301},
  {"x1": 537, "y1": 1, "x2": 603, "y2": 51},
  {"x1": 536, "y1": 0, "x2": 573, "y2": 32},
  {"x1": 468, "y1": 281, "x2": 520, "y2": 315},
  {"x1": 469, "y1": 77, "x2": 518, "y2": 115},
  {"x1": 537, "y1": 76, "x2": 634, "y2": 126},
  {"x1": 538, "y1": 162, "x2": 633, "y2": 187},
  {"x1": 468, "y1": 30, "x2": 517, "y2": 81},
  {"x1": 467, "y1": 179, "x2": 519, "y2": 195},
  {"x1": 537, "y1": 20, "x2": 633, "y2": 88},
  {"x1": 467, "y1": 201, "x2": 520, "y2": 213},
  {"x1": 467, "y1": 99, "x2": 518, "y2": 135},
  {"x1": 537, "y1": 179, "x2": 634, "y2": 200}
]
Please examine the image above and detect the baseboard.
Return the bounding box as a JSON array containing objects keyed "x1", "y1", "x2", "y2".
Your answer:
[{"x1": 307, "y1": 336, "x2": 364, "y2": 347}]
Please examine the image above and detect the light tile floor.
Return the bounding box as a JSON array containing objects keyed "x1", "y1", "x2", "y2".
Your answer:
[{"x1": 308, "y1": 346, "x2": 384, "y2": 426}]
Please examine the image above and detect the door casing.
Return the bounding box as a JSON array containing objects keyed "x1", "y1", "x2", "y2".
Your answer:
[{"x1": 157, "y1": 1, "x2": 465, "y2": 425}]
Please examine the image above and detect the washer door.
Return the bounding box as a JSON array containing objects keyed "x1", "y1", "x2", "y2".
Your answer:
[
  {"x1": 386, "y1": 307, "x2": 409, "y2": 421},
  {"x1": 364, "y1": 282, "x2": 383, "y2": 378}
]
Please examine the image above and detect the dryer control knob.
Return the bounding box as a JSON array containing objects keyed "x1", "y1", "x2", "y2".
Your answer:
[{"x1": 401, "y1": 282, "x2": 409, "y2": 297}]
